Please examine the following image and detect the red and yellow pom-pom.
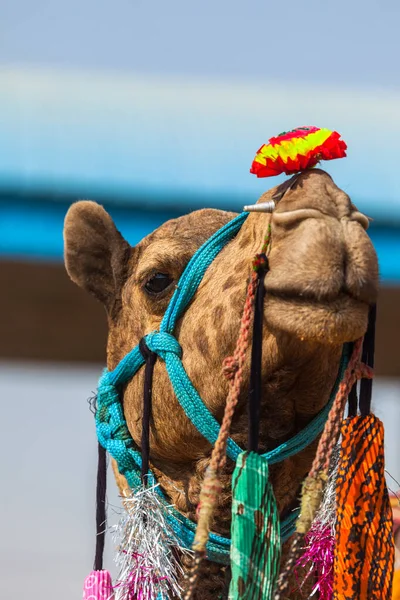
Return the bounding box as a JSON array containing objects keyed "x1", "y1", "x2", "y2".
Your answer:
[{"x1": 250, "y1": 126, "x2": 347, "y2": 178}]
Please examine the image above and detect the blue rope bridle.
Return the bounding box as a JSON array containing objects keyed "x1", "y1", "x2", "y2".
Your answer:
[{"x1": 96, "y1": 211, "x2": 350, "y2": 565}]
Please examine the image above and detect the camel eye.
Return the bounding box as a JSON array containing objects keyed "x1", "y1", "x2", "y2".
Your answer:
[{"x1": 144, "y1": 273, "x2": 173, "y2": 295}]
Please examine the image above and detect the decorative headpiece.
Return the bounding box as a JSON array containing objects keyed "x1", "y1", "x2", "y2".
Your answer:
[{"x1": 250, "y1": 126, "x2": 347, "y2": 178}]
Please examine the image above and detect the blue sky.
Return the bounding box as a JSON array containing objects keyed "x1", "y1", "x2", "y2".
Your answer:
[
  {"x1": 2, "y1": 0, "x2": 400, "y2": 215},
  {"x1": 2, "y1": 0, "x2": 400, "y2": 89},
  {"x1": 1, "y1": 2, "x2": 400, "y2": 275}
]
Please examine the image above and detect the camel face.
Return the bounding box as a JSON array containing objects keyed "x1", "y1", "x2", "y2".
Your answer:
[
  {"x1": 64, "y1": 169, "x2": 378, "y2": 547},
  {"x1": 64, "y1": 170, "x2": 377, "y2": 459}
]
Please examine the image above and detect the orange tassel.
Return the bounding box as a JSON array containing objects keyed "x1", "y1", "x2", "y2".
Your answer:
[{"x1": 333, "y1": 414, "x2": 394, "y2": 599}]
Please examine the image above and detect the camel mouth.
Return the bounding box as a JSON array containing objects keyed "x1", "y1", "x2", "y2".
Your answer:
[
  {"x1": 266, "y1": 288, "x2": 367, "y2": 308},
  {"x1": 264, "y1": 290, "x2": 370, "y2": 344}
]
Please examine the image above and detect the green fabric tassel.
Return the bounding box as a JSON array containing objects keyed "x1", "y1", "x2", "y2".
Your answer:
[{"x1": 229, "y1": 451, "x2": 281, "y2": 599}]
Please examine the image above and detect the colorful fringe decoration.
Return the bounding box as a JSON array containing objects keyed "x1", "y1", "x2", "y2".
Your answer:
[
  {"x1": 296, "y1": 525, "x2": 334, "y2": 599},
  {"x1": 250, "y1": 126, "x2": 347, "y2": 178},
  {"x1": 333, "y1": 414, "x2": 394, "y2": 599},
  {"x1": 229, "y1": 452, "x2": 281, "y2": 600},
  {"x1": 83, "y1": 570, "x2": 115, "y2": 600},
  {"x1": 293, "y1": 452, "x2": 339, "y2": 599},
  {"x1": 113, "y1": 485, "x2": 186, "y2": 600}
]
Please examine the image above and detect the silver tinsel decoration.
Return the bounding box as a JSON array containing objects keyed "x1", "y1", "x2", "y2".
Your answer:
[
  {"x1": 113, "y1": 484, "x2": 190, "y2": 600},
  {"x1": 314, "y1": 448, "x2": 339, "y2": 528},
  {"x1": 294, "y1": 446, "x2": 340, "y2": 599}
]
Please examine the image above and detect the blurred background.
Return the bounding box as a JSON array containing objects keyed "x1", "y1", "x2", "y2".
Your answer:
[{"x1": 1, "y1": 1, "x2": 399, "y2": 598}]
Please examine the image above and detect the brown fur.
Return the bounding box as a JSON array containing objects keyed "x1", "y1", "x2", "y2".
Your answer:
[{"x1": 64, "y1": 169, "x2": 378, "y2": 598}]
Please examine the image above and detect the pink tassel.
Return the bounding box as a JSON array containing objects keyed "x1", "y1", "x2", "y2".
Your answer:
[
  {"x1": 83, "y1": 570, "x2": 115, "y2": 600},
  {"x1": 294, "y1": 524, "x2": 334, "y2": 600},
  {"x1": 113, "y1": 554, "x2": 168, "y2": 599}
]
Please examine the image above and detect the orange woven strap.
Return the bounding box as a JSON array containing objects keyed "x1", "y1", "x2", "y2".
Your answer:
[{"x1": 333, "y1": 414, "x2": 394, "y2": 599}]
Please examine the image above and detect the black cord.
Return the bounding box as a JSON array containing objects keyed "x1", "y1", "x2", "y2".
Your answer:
[
  {"x1": 94, "y1": 442, "x2": 107, "y2": 571},
  {"x1": 359, "y1": 304, "x2": 376, "y2": 417},
  {"x1": 347, "y1": 382, "x2": 358, "y2": 418},
  {"x1": 248, "y1": 257, "x2": 269, "y2": 453},
  {"x1": 139, "y1": 338, "x2": 157, "y2": 483}
]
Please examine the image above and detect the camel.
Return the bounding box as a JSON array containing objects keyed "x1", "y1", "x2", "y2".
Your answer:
[{"x1": 64, "y1": 169, "x2": 378, "y2": 598}]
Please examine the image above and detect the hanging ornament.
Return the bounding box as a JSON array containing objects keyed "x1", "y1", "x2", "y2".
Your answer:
[
  {"x1": 333, "y1": 414, "x2": 394, "y2": 599},
  {"x1": 294, "y1": 450, "x2": 339, "y2": 600},
  {"x1": 250, "y1": 126, "x2": 347, "y2": 178},
  {"x1": 229, "y1": 452, "x2": 281, "y2": 599},
  {"x1": 333, "y1": 305, "x2": 394, "y2": 599},
  {"x1": 113, "y1": 485, "x2": 187, "y2": 600},
  {"x1": 83, "y1": 570, "x2": 115, "y2": 600},
  {"x1": 82, "y1": 443, "x2": 115, "y2": 600}
]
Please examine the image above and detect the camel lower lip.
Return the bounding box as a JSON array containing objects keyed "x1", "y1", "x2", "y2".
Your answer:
[{"x1": 264, "y1": 292, "x2": 369, "y2": 344}]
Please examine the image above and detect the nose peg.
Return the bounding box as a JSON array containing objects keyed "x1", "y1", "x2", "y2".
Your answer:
[{"x1": 243, "y1": 200, "x2": 276, "y2": 213}]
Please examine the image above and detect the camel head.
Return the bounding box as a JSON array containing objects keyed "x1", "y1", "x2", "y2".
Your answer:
[{"x1": 64, "y1": 169, "x2": 378, "y2": 594}]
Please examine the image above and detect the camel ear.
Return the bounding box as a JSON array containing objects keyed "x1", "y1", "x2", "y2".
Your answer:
[{"x1": 64, "y1": 201, "x2": 131, "y2": 312}]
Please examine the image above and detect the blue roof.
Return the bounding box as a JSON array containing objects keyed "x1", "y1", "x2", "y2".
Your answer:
[{"x1": 0, "y1": 196, "x2": 398, "y2": 285}]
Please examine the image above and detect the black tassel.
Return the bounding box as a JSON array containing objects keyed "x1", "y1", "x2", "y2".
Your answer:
[
  {"x1": 248, "y1": 256, "x2": 269, "y2": 453},
  {"x1": 94, "y1": 442, "x2": 107, "y2": 571},
  {"x1": 139, "y1": 338, "x2": 157, "y2": 483},
  {"x1": 359, "y1": 304, "x2": 376, "y2": 417}
]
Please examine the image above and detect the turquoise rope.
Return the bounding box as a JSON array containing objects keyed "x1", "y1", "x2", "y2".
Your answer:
[
  {"x1": 96, "y1": 344, "x2": 349, "y2": 564},
  {"x1": 160, "y1": 212, "x2": 249, "y2": 334},
  {"x1": 103, "y1": 213, "x2": 248, "y2": 461},
  {"x1": 95, "y1": 212, "x2": 351, "y2": 565}
]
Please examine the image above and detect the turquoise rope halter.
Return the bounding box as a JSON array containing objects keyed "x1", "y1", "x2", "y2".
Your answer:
[{"x1": 96, "y1": 211, "x2": 350, "y2": 565}]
